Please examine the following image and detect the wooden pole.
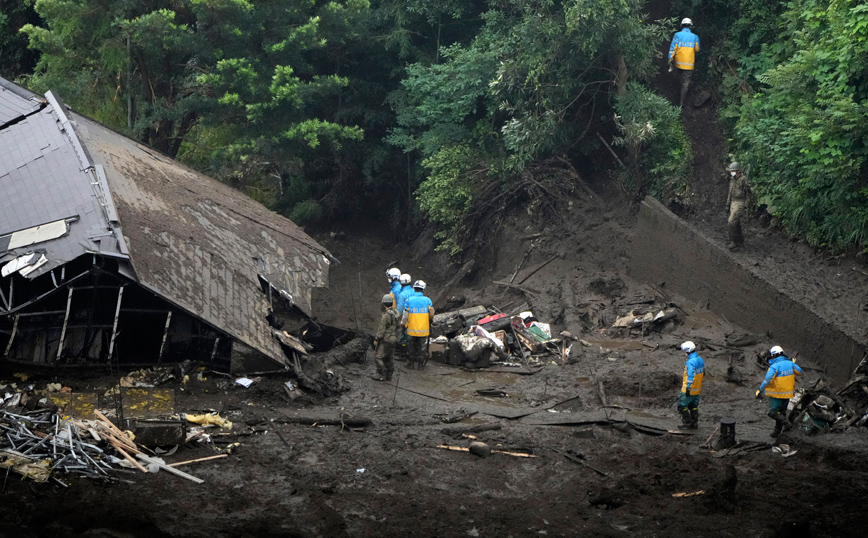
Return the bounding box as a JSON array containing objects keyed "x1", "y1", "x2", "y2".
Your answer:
[{"x1": 168, "y1": 454, "x2": 228, "y2": 467}]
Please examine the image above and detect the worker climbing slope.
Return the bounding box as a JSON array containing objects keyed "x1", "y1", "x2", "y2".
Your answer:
[
  {"x1": 668, "y1": 18, "x2": 700, "y2": 107},
  {"x1": 725, "y1": 161, "x2": 751, "y2": 251}
]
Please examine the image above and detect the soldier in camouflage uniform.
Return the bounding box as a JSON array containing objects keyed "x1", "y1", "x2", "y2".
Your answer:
[
  {"x1": 726, "y1": 161, "x2": 750, "y2": 251},
  {"x1": 373, "y1": 294, "x2": 400, "y2": 381}
]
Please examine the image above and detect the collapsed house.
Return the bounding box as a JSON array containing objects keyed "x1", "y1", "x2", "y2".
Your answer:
[{"x1": 0, "y1": 78, "x2": 334, "y2": 373}]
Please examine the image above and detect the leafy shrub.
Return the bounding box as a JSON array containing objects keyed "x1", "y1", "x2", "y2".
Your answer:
[{"x1": 613, "y1": 83, "x2": 692, "y2": 203}]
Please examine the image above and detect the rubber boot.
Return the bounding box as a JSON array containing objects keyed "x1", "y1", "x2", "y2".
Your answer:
[
  {"x1": 770, "y1": 413, "x2": 786, "y2": 438},
  {"x1": 689, "y1": 409, "x2": 699, "y2": 429},
  {"x1": 679, "y1": 407, "x2": 692, "y2": 428}
]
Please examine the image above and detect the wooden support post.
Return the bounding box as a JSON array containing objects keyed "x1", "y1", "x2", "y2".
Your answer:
[
  {"x1": 158, "y1": 311, "x2": 172, "y2": 362},
  {"x1": 4, "y1": 315, "x2": 18, "y2": 357},
  {"x1": 108, "y1": 286, "x2": 124, "y2": 358},
  {"x1": 56, "y1": 287, "x2": 74, "y2": 362},
  {"x1": 0, "y1": 280, "x2": 9, "y2": 311},
  {"x1": 210, "y1": 337, "x2": 220, "y2": 361}
]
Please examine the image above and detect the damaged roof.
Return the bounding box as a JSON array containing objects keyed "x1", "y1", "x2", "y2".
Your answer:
[
  {"x1": 0, "y1": 77, "x2": 333, "y2": 367},
  {"x1": 0, "y1": 78, "x2": 43, "y2": 127}
]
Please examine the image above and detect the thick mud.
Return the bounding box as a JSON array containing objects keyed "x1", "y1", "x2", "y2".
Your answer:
[
  {"x1": 4, "y1": 15, "x2": 868, "y2": 534},
  {"x1": 3, "y1": 186, "x2": 868, "y2": 538}
]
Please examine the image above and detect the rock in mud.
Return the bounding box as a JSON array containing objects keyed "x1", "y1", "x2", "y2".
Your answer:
[
  {"x1": 468, "y1": 441, "x2": 491, "y2": 458},
  {"x1": 692, "y1": 90, "x2": 711, "y2": 108}
]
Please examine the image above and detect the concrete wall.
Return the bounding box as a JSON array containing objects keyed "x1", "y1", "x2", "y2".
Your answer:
[{"x1": 630, "y1": 197, "x2": 866, "y2": 386}]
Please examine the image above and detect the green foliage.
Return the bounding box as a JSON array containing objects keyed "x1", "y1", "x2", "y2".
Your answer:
[
  {"x1": 729, "y1": 0, "x2": 868, "y2": 250},
  {"x1": 391, "y1": 0, "x2": 669, "y2": 252},
  {"x1": 417, "y1": 145, "x2": 482, "y2": 255},
  {"x1": 613, "y1": 83, "x2": 692, "y2": 202},
  {"x1": 0, "y1": 0, "x2": 41, "y2": 76}
]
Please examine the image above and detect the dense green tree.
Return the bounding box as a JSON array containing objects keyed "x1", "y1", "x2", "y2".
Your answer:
[
  {"x1": 390, "y1": 0, "x2": 676, "y2": 252},
  {"x1": 0, "y1": 0, "x2": 41, "y2": 77},
  {"x1": 727, "y1": 0, "x2": 868, "y2": 250}
]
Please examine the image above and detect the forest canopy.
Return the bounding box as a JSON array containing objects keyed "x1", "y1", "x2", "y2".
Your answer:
[{"x1": 4, "y1": 0, "x2": 868, "y2": 253}]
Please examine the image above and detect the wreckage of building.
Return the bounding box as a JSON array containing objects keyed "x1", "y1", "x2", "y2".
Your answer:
[{"x1": 0, "y1": 78, "x2": 333, "y2": 373}]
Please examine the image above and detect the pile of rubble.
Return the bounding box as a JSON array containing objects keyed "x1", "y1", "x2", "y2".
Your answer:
[
  {"x1": 426, "y1": 304, "x2": 567, "y2": 368},
  {"x1": 0, "y1": 373, "x2": 243, "y2": 487}
]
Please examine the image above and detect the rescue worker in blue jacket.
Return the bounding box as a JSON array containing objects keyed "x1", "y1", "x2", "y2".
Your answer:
[
  {"x1": 668, "y1": 18, "x2": 700, "y2": 107},
  {"x1": 677, "y1": 341, "x2": 705, "y2": 429},
  {"x1": 401, "y1": 280, "x2": 434, "y2": 369},
  {"x1": 755, "y1": 345, "x2": 803, "y2": 438},
  {"x1": 396, "y1": 273, "x2": 414, "y2": 353},
  {"x1": 386, "y1": 267, "x2": 401, "y2": 307}
]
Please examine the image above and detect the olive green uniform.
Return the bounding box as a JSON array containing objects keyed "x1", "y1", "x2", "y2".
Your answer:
[
  {"x1": 374, "y1": 307, "x2": 400, "y2": 380},
  {"x1": 726, "y1": 173, "x2": 749, "y2": 249}
]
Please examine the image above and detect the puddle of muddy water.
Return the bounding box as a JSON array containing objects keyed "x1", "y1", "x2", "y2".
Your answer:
[{"x1": 404, "y1": 364, "x2": 526, "y2": 406}]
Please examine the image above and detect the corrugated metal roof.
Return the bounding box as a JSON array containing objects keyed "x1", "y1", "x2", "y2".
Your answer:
[
  {"x1": 0, "y1": 77, "x2": 43, "y2": 127},
  {"x1": 74, "y1": 113, "x2": 332, "y2": 364},
  {"x1": 0, "y1": 106, "x2": 117, "y2": 276},
  {"x1": 0, "y1": 79, "x2": 332, "y2": 366}
]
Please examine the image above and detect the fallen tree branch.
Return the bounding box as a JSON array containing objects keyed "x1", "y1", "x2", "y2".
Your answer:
[
  {"x1": 517, "y1": 256, "x2": 559, "y2": 285},
  {"x1": 493, "y1": 281, "x2": 540, "y2": 296},
  {"x1": 549, "y1": 447, "x2": 613, "y2": 478}
]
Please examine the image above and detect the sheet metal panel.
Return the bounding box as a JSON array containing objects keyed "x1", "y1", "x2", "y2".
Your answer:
[{"x1": 76, "y1": 113, "x2": 332, "y2": 364}]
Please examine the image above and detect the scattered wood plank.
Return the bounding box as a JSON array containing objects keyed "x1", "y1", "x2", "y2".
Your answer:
[
  {"x1": 136, "y1": 454, "x2": 204, "y2": 484},
  {"x1": 672, "y1": 490, "x2": 706, "y2": 498},
  {"x1": 169, "y1": 454, "x2": 229, "y2": 467},
  {"x1": 700, "y1": 426, "x2": 720, "y2": 449},
  {"x1": 111, "y1": 442, "x2": 148, "y2": 473},
  {"x1": 435, "y1": 445, "x2": 537, "y2": 458}
]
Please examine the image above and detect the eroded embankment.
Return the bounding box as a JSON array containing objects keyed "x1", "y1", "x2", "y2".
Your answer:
[{"x1": 630, "y1": 196, "x2": 867, "y2": 386}]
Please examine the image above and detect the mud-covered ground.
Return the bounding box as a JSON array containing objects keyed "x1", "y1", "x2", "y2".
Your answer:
[
  {"x1": 4, "y1": 18, "x2": 868, "y2": 534},
  {"x1": 3, "y1": 185, "x2": 868, "y2": 538}
]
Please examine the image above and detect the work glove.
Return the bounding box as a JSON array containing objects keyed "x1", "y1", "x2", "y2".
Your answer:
[
  {"x1": 372, "y1": 339, "x2": 379, "y2": 350},
  {"x1": 668, "y1": 64, "x2": 673, "y2": 73},
  {"x1": 755, "y1": 390, "x2": 762, "y2": 399}
]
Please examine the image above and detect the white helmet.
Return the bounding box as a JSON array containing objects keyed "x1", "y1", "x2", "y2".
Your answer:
[
  {"x1": 680, "y1": 341, "x2": 696, "y2": 353},
  {"x1": 386, "y1": 267, "x2": 400, "y2": 280},
  {"x1": 681, "y1": 17, "x2": 693, "y2": 27},
  {"x1": 770, "y1": 345, "x2": 784, "y2": 357},
  {"x1": 399, "y1": 273, "x2": 412, "y2": 285},
  {"x1": 413, "y1": 280, "x2": 427, "y2": 290}
]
